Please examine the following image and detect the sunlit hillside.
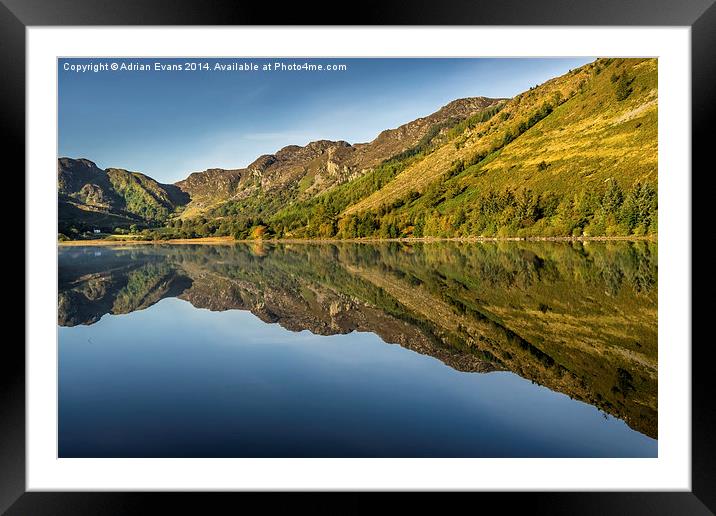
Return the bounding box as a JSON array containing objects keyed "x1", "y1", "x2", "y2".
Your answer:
[{"x1": 58, "y1": 58, "x2": 657, "y2": 241}]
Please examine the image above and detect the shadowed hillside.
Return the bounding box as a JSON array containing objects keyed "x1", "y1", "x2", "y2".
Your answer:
[{"x1": 58, "y1": 158, "x2": 189, "y2": 234}]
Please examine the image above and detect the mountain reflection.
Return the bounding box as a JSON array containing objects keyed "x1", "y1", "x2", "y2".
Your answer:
[{"x1": 58, "y1": 241, "x2": 657, "y2": 438}]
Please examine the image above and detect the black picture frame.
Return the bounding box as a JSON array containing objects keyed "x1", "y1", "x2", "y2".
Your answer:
[{"x1": 4, "y1": 1, "x2": 713, "y2": 513}]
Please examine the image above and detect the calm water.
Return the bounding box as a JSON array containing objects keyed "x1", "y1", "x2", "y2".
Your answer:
[{"x1": 58, "y1": 241, "x2": 657, "y2": 457}]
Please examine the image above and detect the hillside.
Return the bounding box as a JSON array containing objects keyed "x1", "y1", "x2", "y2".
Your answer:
[
  {"x1": 173, "y1": 96, "x2": 502, "y2": 220},
  {"x1": 58, "y1": 158, "x2": 189, "y2": 235},
  {"x1": 271, "y1": 58, "x2": 657, "y2": 240},
  {"x1": 57, "y1": 58, "x2": 657, "y2": 241}
]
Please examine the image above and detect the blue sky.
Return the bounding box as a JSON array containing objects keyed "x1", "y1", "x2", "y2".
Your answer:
[{"x1": 59, "y1": 57, "x2": 592, "y2": 184}]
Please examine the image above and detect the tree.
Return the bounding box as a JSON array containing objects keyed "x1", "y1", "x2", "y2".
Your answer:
[
  {"x1": 250, "y1": 225, "x2": 267, "y2": 239},
  {"x1": 317, "y1": 222, "x2": 335, "y2": 238},
  {"x1": 412, "y1": 213, "x2": 426, "y2": 237},
  {"x1": 516, "y1": 190, "x2": 539, "y2": 227},
  {"x1": 619, "y1": 182, "x2": 656, "y2": 233},
  {"x1": 614, "y1": 73, "x2": 633, "y2": 101},
  {"x1": 453, "y1": 208, "x2": 467, "y2": 228},
  {"x1": 552, "y1": 91, "x2": 563, "y2": 105},
  {"x1": 601, "y1": 180, "x2": 624, "y2": 214}
]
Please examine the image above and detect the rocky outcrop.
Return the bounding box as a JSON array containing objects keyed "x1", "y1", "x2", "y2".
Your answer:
[
  {"x1": 170, "y1": 97, "x2": 503, "y2": 215},
  {"x1": 58, "y1": 97, "x2": 504, "y2": 227}
]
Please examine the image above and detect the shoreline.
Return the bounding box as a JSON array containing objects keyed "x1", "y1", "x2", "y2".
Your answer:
[{"x1": 58, "y1": 235, "x2": 658, "y2": 246}]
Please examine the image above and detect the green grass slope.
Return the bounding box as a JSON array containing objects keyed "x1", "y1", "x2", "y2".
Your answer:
[
  {"x1": 223, "y1": 58, "x2": 654, "y2": 241},
  {"x1": 105, "y1": 168, "x2": 189, "y2": 222},
  {"x1": 58, "y1": 158, "x2": 190, "y2": 236},
  {"x1": 331, "y1": 58, "x2": 657, "y2": 239}
]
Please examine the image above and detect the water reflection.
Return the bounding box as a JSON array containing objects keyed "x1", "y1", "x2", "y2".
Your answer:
[{"x1": 58, "y1": 241, "x2": 657, "y2": 440}]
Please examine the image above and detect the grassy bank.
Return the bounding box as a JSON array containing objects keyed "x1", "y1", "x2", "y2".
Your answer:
[{"x1": 59, "y1": 234, "x2": 657, "y2": 246}]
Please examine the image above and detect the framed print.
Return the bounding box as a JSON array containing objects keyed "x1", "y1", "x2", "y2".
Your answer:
[{"x1": 4, "y1": 0, "x2": 713, "y2": 513}]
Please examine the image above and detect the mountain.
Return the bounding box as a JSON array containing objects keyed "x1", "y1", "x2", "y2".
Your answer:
[
  {"x1": 173, "y1": 96, "x2": 503, "y2": 219},
  {"x1": 58, "y1": 158, "x2": 189, "y2": 233},
  {"x1": 58, "y1": 96, "x2": 502, "y2": 236},
  {"x1": 269, "y1": 57, "x2": 657, "y2": 239},
  {"x1": 57, "y1": 58, "x2": 657, "y2": 240}
]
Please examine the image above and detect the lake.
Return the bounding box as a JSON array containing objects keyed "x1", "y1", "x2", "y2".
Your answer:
[{"x1": 58, "y1": 241, "x2": 657, "y2": 457}]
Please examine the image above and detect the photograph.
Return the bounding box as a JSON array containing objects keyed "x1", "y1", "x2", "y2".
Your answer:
[{"x1": 56, "y1": 56, "x2": 658, "y2": 459}]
